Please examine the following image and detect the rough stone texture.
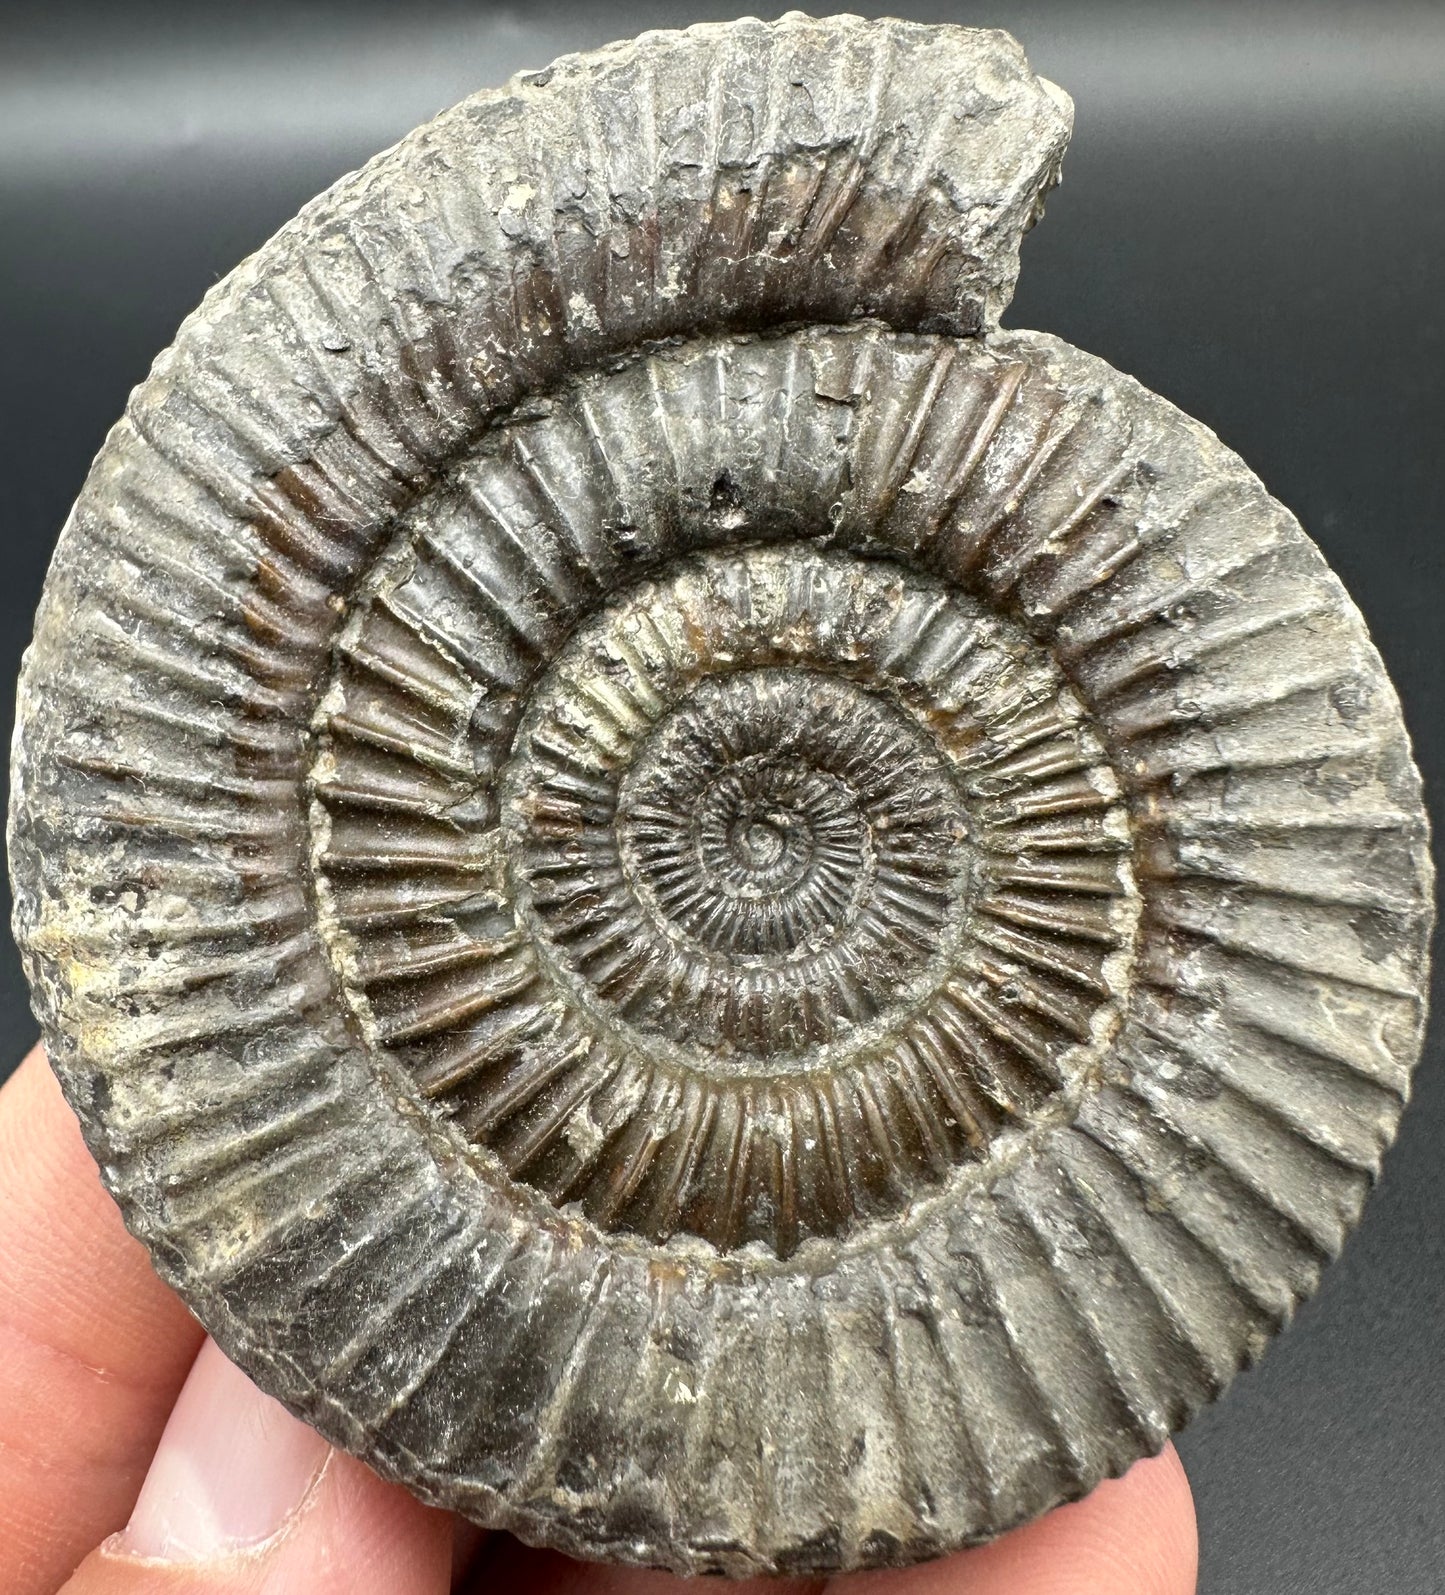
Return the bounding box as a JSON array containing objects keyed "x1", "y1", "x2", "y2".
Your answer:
[{"x1": 7, "y1": 12, "x2": 1433, "y2": 1578}]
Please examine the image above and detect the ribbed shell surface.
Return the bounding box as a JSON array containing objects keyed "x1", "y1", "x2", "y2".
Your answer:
[{"x1": 8, "y1": 13, "x2": 1432, "y2": 1577}]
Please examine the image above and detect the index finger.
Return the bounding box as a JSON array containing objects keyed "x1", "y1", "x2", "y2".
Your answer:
[
  {"x1": 468, "y1": 1444, "x2": 1195, "y2": 1594},
  {"x1": 0, "y1": 1044, "x2": 205, "y2": 1594}
]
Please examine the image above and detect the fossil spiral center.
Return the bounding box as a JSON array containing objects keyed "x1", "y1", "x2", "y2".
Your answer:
[
  {"x1": 730, "y1": 813, "x2": 792, "y2": 874},
  {"x1": 507, "y1": 627, "x2": 974, "y2": 1068},
  {"x1": 312, "y1": 537, "x2": 1138, "y2": 1253},
  {"x1": 647, "y1": 754, "x2": 852, "y2": 942},
  {"x1": 618, "y1": 668, "x2": 960, "y2": 973}
]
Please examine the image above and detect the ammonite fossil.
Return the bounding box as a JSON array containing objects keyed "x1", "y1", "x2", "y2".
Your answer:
[{"x1": 8, "y1": 14, "x2": 1433, "y2": 1577}]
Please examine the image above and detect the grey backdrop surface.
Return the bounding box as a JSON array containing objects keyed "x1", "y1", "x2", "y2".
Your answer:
[{"x1": 1, "y1": 2, "x2": 1441, "y2": 1590}]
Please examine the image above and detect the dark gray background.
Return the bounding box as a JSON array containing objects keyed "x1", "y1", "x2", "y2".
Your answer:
[{"x1": 2, "y1": 2, "x2": 1441, "y2": 1589}]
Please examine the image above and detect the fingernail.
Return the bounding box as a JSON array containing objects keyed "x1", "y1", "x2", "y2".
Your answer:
[{"x1": 119, "y1": 1337, "x2": 330, "y2": 1560}]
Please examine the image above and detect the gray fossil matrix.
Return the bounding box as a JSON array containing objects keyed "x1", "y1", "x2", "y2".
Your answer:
[{"x1": 8, "y1": 11, "x2": 1432, "y2": 1578}]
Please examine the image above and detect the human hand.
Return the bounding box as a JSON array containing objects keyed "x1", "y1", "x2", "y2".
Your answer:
[{"x1": 1, "y1": 1044, "x2": 1197, "y2": 1593}]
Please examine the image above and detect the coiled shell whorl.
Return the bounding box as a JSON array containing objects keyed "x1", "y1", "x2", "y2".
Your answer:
[{"x1": 8, "y1": 13, "x2": 1432, "y2": 1577}]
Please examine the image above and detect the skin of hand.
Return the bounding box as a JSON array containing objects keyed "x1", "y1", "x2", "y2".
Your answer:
[{"x1": 0, "y1": 1044, "x2": 1198, "y2": 1594}]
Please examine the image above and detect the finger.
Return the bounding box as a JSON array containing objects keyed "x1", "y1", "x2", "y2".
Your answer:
[
  {"x1": 451, "y1": 1522, "x2": 488, "y2": 1590},
  {"x1": 467, "y1": 1445, "x2": 1194, "y2": 1595},
  {"x1": 61, "y1": 1337, "x2": 455, "y2": 1595},
  {"x1": 831, "y1": 1445, "x2": 1197, "y2": 1595},
  {"x1": 467, "y1": 1536, "x2": 826, "y2": 1595},
  {"x1": 0, "y1": 1045, "x2": 205, "y2": 1594}
]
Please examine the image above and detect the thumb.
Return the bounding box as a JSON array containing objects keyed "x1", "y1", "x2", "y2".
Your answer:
[{"x1": 60, "y1": 1339, "x2": 454, "y2": 1595}]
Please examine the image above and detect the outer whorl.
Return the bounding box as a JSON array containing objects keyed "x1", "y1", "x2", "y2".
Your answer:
[{"x1": 8, "y1": 13, "x2": 1432, "y2": 1577}]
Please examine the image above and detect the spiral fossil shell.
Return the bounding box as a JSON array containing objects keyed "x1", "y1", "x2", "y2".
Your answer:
[{"x1": 8, "y1": 13, "x2": 1433, "y2": 1576}]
